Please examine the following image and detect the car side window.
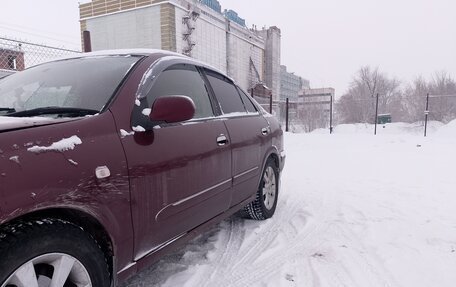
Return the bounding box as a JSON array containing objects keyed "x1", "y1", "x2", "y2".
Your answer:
[
  {"x1": 237, "y1": 88, "x2": 258, "y2": 113},
  {"x1": 146, "y1": 64, "x2": 214, "y2": 119},
  {"x1": 205, "y1": 70, "x2": 247, "y2": 115}
]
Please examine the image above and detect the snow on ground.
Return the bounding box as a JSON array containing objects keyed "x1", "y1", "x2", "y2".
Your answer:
[{"x1": 122, "y1": 121, "x2": 456, "y2": 287}]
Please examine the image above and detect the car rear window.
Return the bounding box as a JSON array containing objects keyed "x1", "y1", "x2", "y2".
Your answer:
[
  {"x1": 237, "y1": 87, "x2": 258, "y2": 113},
  {"x1": 205, "y1": 70, "x2": 247, "y2": 115}
]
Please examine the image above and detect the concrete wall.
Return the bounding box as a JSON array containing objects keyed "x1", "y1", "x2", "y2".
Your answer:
[
  {"x1": 260, "y1": 27, "x2": 281, "y2": 102},
  {"x1": 227, "y1": 22, "x2": 264, "y2": 91},
  {"x1": 175, "y1": 3, "x2": 227, "y2": 73},
  {"x1": 85, "y1": 5, "x2": 162, "y2": 50}
]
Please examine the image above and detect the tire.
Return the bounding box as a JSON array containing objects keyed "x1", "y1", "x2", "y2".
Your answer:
[
  {"x1": 243, "y1": 158, "x2": 279, "y2": 220},
  {"x1": 0, "y1": 218, "x2": 110, "y2": 287}
]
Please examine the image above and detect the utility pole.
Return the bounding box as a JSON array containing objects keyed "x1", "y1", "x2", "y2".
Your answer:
[
  {"x1": 329, "y1": 94, "x2": 333, "y2": 134},
  {"x1": 424, "y1": 93, "x2": 430, "y2": 137},
  {"x1": 269, "y1": 93, "x2": 273, "y2": 114},
  {"x1": 285, "y1": 98, "x2": 289, "y2": 132},
  {"x1": 374, "y1": 93, "x2": 379, "y2": 135}
]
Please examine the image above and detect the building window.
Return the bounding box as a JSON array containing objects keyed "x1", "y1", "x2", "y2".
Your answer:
[{"x1": 8, "y1": 55, "x2": 17, "y2": 70}]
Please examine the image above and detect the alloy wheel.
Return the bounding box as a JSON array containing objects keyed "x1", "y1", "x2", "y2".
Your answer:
[
  {"x1": 2, "y1": 253, "x2": 91, "y2": 287},
  {"x1": 262, "y1": 166, "x2": 277, "y2": 210}
]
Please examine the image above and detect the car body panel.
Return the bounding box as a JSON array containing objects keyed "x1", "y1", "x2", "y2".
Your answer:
[
  {"x1": 0, "y1": 49, "x2": 285, "y2": 285},
  {"x1": 0, "y1": 112, "x2": 134, "y2": 270},
  {"x1": 221, "y1": 114, "x2": 271, "y2": 206},
  {"x1": 119, "y1": 119, "x2": 232, "y2": 261}
]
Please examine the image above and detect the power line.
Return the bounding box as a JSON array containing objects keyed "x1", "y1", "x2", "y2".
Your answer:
[
  {"x1": 0, "y1": 21, "x2": 79, "y2": 41},
  {"x1": 0, "y1": 37, "x2": 81, "y2": 53},
  {"x1": 0, "y1": 25, "x2": 80, "y2": 48}
]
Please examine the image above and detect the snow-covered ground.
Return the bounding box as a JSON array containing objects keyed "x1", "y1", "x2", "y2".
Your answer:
[{"x1": 122, "y1": 121, "x2": 456, "y2": 287}]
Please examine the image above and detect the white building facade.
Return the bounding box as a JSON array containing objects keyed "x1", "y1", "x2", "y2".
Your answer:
[
  {"x1": 79, "y1": 0, "x2": 281, "y2": 102},
  {"x1": 280, "y1": 65, "x2": 310, "y2": 102}
]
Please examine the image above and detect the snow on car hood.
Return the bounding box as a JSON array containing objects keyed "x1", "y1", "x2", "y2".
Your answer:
[{"x1": 0, "y1": 116, "x2": 73, "y2": 131}]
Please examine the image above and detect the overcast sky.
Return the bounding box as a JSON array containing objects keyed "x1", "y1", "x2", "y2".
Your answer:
[{"x1": 1, "y1": 0, "x2": 455, "y2": 96}]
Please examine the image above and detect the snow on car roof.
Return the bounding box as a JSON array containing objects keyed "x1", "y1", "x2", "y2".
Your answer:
[{"x1": 44, "y1": 49, "x2": 231, "y2": 80}]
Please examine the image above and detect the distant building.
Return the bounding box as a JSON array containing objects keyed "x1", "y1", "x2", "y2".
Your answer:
[
  {"x1": 296, "y1": 88, "x2": 335, "y2": 132},
  {"x1": 299, "y1": 88, "x2": 334, "y2": 108},
  {"x1": 79, "y1": 0, "x2": 282, "y2": 110},
  {"x1": 280, "y1": 65, "x2": 309, "y2": 102},
  {"x1": 0, "y1": 48, "x2": 25, "y2": 71}
]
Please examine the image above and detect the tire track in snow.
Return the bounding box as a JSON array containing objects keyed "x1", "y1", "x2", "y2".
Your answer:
[
  {"x1": 212, "y1": 185, "x2": 348, "y2": 287},
  {"x1": 208, "y1": 192, "x2": 335, "y2": 286},
  {"x1": 191, "y1": 217, "x2": 245, "y2": 287},
  {"x1": 230, "y1": 197, "x2": 303, "y2": 271},
  {"x1": 222, "y1": 222, "x2": 331, "y2": 287}
]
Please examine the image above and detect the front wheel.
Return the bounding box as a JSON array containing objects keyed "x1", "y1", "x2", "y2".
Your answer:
[
  {"x1": 0, "y1": 219, "x2": 110, "y2": 287},
  {"x1": 243, "y1": 158, "x2": 279, "y2": 220}
]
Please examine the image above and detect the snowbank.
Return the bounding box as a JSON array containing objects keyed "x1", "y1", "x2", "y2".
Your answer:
[
  {"x1": 435, "y1": 119, "x2": 456, "y2": 138},
  {"x1": 309, "y1": 121, "x2": 445, "y2": 136}
]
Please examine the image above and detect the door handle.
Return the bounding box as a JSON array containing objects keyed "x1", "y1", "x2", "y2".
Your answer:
[
  {"x1": 261, "y1": 127, "x2": 270, "y2": 136},
  {"x1": 217, "y1": 134, "x2": 228, "y2": 146}
]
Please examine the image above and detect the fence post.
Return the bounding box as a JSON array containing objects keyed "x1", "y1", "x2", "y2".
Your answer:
[
  {"x1": 374, "y1": 93, "x2": 379, "y2": 135},
  {"x1": 285, "y1": 98, "x2": 289, "y2": 132},
  {"x1": 269, "y1": 93, "x2": 273, "y2": 114},
  {"x1": 83, "y1": 31, "x2": 92, "y2": 53},
  {"x1": 424, "y1": 93, "x2": 430, "y2": 137},
  {"x1": 329, "y1": 94, "x2": 333, "y2": 134}
]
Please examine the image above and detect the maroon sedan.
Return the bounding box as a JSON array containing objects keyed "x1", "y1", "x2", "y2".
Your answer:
[{"x1": 0, "y1": 50, "x2": 285, "y2": 286}]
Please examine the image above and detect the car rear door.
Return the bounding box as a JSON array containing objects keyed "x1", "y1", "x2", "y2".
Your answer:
[
  {"x1": 119, "y1": 63, "x2": 232, "y2": 260},
  {"x1": 203, "y1": 69, "x2": 270, "y2": 207}
]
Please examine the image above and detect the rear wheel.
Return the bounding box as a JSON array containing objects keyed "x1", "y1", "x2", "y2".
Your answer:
[
  {"x1": 0, "y1": 219, "x2": 110, "y2": 287},
  {"x1": 243, "y1": 158, "x2": 279, "y2": 220}
]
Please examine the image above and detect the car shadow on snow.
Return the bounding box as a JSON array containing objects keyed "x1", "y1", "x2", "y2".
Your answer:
[{"x1": 120, "y1": 215, "x2": 244, "y2": 287}]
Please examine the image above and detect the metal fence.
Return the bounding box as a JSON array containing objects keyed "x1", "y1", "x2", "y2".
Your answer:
[
  {"x1": 424, "y1": 93, "x2": 456, "y2": 136},
  {"x1": 269, "y1": 93, "x2": 456, "y2": 136},
  {"x1": 252, "y1": 94, "x2": 334, "y2": 134},
  {"x1": 0, "y1": 36, "x2": 81, "y2": 78}
]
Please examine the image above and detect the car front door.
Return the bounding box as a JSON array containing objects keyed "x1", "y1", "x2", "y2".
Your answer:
[{"x1": 119, "y1": 63, "x2": 232, "y2": 260}]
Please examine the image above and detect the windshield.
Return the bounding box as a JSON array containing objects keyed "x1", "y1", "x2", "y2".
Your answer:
[{"x1": 0, "y1": 56, "x2": 141, "y2": 116}]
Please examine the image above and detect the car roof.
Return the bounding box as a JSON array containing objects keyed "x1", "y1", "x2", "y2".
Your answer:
[
  {"x1": 52, "y1": 49, "x2": 184, "y2": 62},
  {"x1": 77, "y1": 49, "x2": 184, "y2": 57},
  {"x1": 50, "y1": 49, "x2": 230, "y2": 79}
]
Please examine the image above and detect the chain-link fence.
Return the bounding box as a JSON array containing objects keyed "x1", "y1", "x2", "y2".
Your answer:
[{"x1": 0, "y1": 37, "x2": 81, "y2": 79}]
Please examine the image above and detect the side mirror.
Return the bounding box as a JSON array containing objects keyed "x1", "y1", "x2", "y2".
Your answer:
[{"x1": 149, "y1": 95, "x2": 196, "y2": 124}]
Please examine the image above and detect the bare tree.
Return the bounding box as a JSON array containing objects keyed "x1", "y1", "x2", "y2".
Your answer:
[
  {"x1": 403, "y1": 77, "x2": 428, "y2": 123},
  {"x1": 336, "y1": 66, "x2": 402, "y2": 124},
  {"x1": 402, "y1": 72, "x2": 456, "y2": 123},
  {"x1": 428, "y1": 72, "x2": 456, "y2": 123},
  {"x1": 295, "y1": 103, "x2": 328, "y2": 132}
]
